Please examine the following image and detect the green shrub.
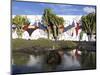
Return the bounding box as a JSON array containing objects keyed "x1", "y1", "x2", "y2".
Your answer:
[{"x1": 58, "y1": 41, "x2": 77, "y2": 49}]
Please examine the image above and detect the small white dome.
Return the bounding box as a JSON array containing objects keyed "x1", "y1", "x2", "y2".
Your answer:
[
  {"x1": 30, "y1": 29, "x2": 48, "y2": 40},
  {"x1": 22, "y1": 31, "x2": 30, "y2": 40},
  {"x1": 12, "y1": 31, "x2": 18, "y2": 39}
]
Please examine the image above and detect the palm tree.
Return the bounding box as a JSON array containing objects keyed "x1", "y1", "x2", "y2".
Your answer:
[
  {"x1": 12, "y1": 15, "x2": 30, "y2": 38},
  {"x1": 81, "y1": 13, "x2": 96, "y2": 41}
]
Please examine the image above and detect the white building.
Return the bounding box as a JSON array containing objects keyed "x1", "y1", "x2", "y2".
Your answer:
[
  {"x1": 30, "y1": 29, "x2": 48, "y2": 40},
  {"x1": 12, "y1": 30, "x2": 18, "y2": 39},
  {"x1": 22, "y1": 31, "x2": 30, "y2": 40}
]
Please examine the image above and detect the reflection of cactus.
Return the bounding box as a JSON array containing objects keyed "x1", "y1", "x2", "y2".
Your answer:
[
  {"x1": 45, "y1": 51, "x2": 61, "y2": 67},
  {"x1": 85, "y1": 52, "x2": 96, "y2": 68},
  {"x1": 80, "y1": 50, "x2": 96, "y2": 69}
]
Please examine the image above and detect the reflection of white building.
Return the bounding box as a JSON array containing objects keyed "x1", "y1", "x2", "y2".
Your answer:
[{"x1": 12, "y1": 15, "x2": 96, "y2": 41}]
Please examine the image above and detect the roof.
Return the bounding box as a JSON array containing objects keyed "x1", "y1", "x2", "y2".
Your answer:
[
  {"x1": 64, "y1": 21, "x2": 75, "y2": 32},
  {"x1": 26, "y1": 28, "x2": 35, "y2": 36},
  {"x1": 38, "y1": 22, "x2": 47, "y2": 30}
]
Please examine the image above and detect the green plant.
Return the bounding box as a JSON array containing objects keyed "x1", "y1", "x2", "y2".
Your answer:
[{"x1": 81, "y1": 13, "x2": 96, "y2": 41}]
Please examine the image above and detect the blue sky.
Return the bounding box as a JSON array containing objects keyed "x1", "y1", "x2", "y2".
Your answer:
[{"x1": 12, "y1": 1, "x2": 96, "y2": 15}]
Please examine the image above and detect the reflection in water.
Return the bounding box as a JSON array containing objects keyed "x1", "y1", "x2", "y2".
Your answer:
[
  {"x1": 57, "y1": 54, "x2": 81, "y2": 70},
  {"x1": 12, "y1": 59, "x2": 14, "y2": 65},
  {"x1": 25, "y1": 52, "x2": 81, "y2": 71},
  {"x1": 12, "y1": 49, "x2": 96, "y2": 74},
  {"x1": 26, "y1": 55, "x2": 43, "y2": 68}
]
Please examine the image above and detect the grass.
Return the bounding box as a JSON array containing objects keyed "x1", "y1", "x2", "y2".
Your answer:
[
  {"x1": 57, "y1": 41, "x2": 77, "y2": 49},
  {"x1": 12, "y1": 38, "x2": 77, "y2": 50},
  {"x1": 12, "y1": 52, "x2": 29, "y2": 65}
]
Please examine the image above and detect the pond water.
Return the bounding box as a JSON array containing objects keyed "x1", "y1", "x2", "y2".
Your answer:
[{"x1": 12, "y1": 49, "x2": 96, "y2": 74}]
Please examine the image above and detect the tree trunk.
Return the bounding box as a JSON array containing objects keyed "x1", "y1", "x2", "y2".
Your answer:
[
  {"x1": 47, "y1": 26, "x2": 51, "y2": 39},
  {"x1": 53, "y1": 25, "x2": 57, "y2": 41},
  {"x1": 17, "y1": 26, "x2": 23, "y2": 39},
  {"x1": 87, "y1": 34, "x2": 94, "y2": 41}
]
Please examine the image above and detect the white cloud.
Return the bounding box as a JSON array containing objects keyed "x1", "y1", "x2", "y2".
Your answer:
[{"x1": 83, "y1": 7, "x2": 95, "y2": 13}]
